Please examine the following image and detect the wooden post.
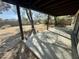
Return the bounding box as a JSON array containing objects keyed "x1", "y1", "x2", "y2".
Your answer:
[
  {"x1": 16, "y1": 5, "x2": 24, "y2": 40},
  {"x1": 47, "y1": 15, "x2": 50, "y2": 30},
  {"x1": 54, "y1": 16, "x2": 57, "y2": 26},
  {"x1": 26, "y1": 9, "x2": 36, "y2": 34},
  {"x1": 71, "y1": 11, "x2": 79, "y2": 59}
]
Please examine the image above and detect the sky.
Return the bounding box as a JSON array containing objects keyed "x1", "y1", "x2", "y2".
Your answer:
[
  {"x1": 0, "y1": 7, "x2": 47, "y2": 20},
  {"x1": 0, "y1": 9, "x2": 18, "y2": 19},
  {"x1": 0, "y1": 4, "x2": 18, "y2": 20},
  {"x1": 0, "y1": 3, "x2": 48, "y2": 20}
]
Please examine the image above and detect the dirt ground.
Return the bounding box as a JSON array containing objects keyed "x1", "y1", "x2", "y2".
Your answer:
[
  {"x1": 0, "y1": 24, "x2": 72, "y2": 59},
  {"x1": 0, "y1": 24, "x2": 46, "y2": 43},
  {"x1": 0, "y1": 24, "x2": 47, "y2": 59}
]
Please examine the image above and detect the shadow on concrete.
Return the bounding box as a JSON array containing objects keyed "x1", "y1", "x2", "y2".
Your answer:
[{"x1": 26, "y1": 31, "x2": 72, "y2": 59}]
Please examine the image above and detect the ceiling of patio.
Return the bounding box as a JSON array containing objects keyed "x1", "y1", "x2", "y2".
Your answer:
[{"x1": 2, "y1": 0, "x2": 79, "y2": 16}]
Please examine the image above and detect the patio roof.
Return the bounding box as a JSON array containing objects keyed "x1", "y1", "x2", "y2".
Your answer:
[{"x1": 2, "y1": 0, "x2": 79, "y2": 16}]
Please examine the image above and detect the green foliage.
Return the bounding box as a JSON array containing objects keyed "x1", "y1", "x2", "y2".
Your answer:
[
  {"x1": 56, "y1": 18, "x2": 72, "y2": 27},
  {"x1": 22, "y1": 17, "x2": 30, "y2": 25},
  {"x1": 0, "y1": 1, "x2": 11, "y2": 14},
  {"x1": 0, "y1": 18, "x2": 2, "y2": 21}
]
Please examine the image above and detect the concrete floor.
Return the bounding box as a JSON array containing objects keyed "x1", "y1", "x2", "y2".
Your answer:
[{"x1": 25, "y1": 27, "x2": 72, "y2": 59}]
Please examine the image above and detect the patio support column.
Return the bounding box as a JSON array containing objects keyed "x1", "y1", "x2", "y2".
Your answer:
[
  {"x1": 54, "y1": 16, "x2": 57, "y2": 26},
  {"x1": 26, "y1": 9, "x2": 36, "y2": 34},
  {"x1": 71, "y1": 12, "x2": 79, "y2": 59},
  {"x1": 16, "y1": 5, "x2": 24, "y2": 40},
  {"x1": 47, "y1": 15, "x2": 50, "y2": 30}
]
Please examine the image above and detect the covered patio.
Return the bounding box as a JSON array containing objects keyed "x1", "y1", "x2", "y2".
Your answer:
[{"x1": 1, "y1": 0, "x2": 79, "y2": 59}]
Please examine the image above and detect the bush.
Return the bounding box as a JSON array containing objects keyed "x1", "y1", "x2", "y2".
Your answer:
[{"x1": 56, "y1": 19, "x2": 66, "y2": 27}]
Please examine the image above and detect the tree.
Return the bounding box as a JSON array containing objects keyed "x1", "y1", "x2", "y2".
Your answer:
[
  {"x1": 22, "y1": 16, "x2": 29, "y2": 25},
  {"x1": 0, "y1": 1, "x2": 11, "y2": 14},
  {"x1": 0, "y1": 18, "x2": 2, "y2": 21}
]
